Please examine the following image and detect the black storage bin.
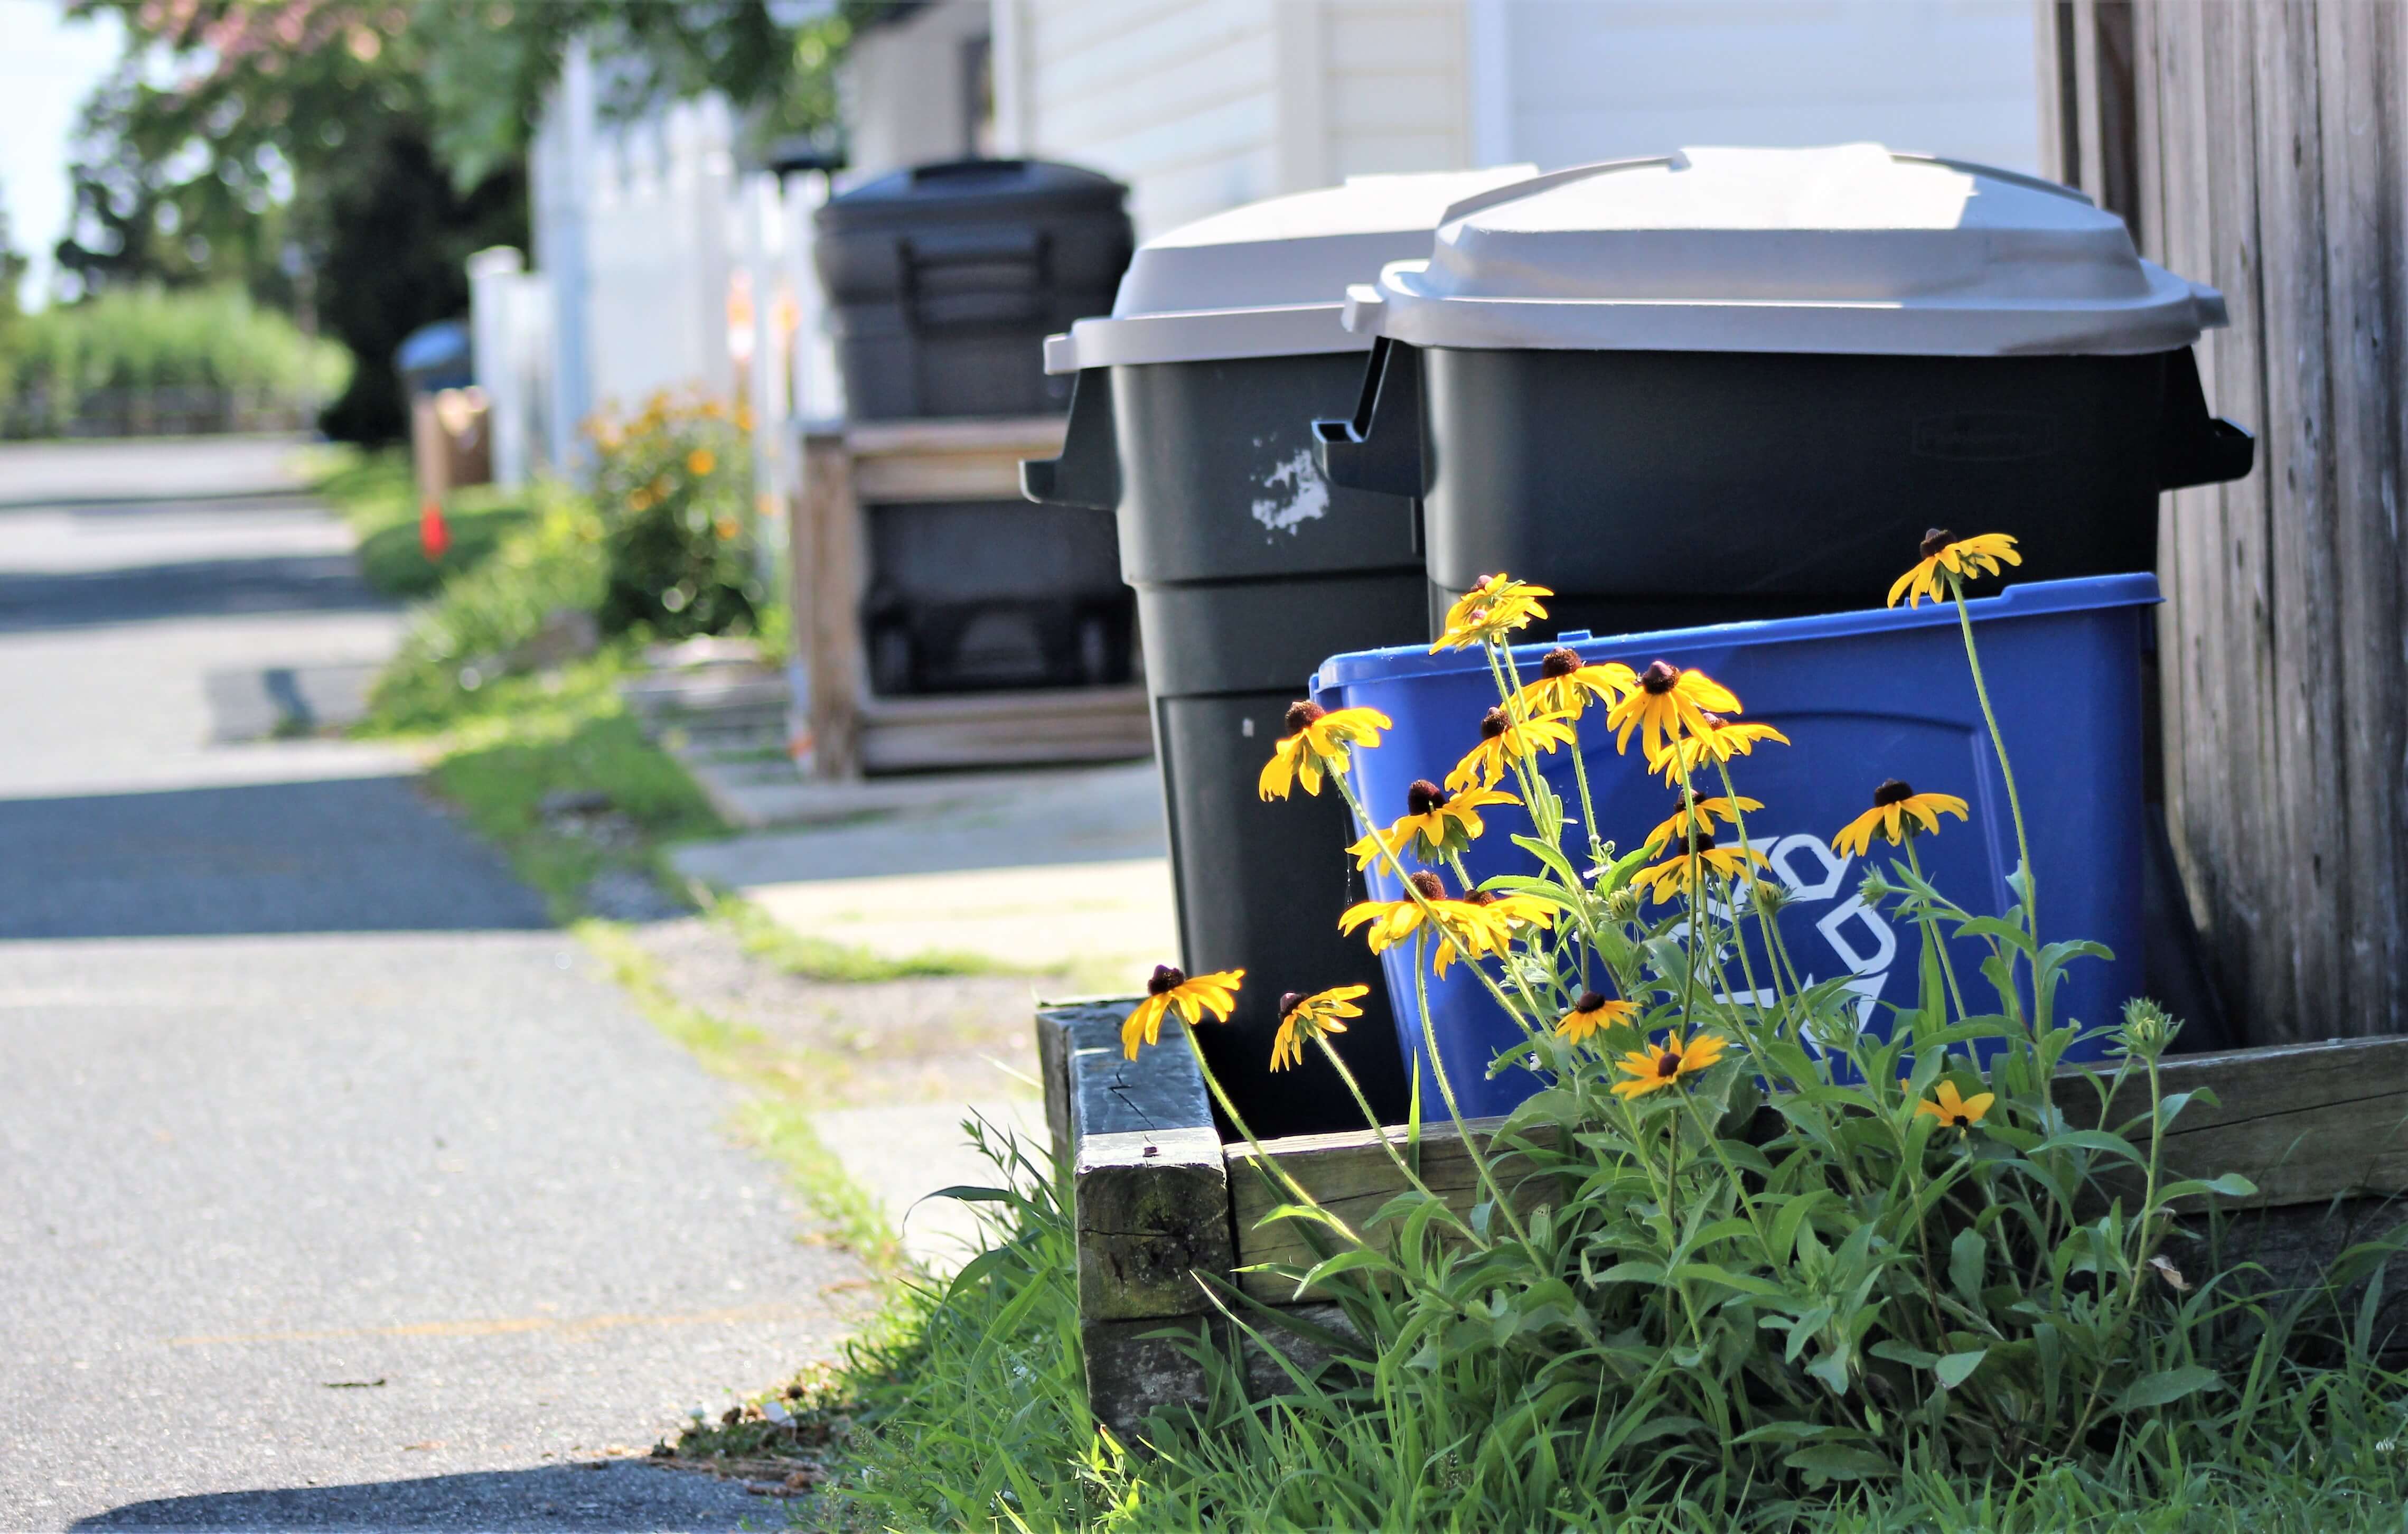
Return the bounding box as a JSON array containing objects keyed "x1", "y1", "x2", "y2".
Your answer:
[
  {"x1": 1315, "y1": 147, "x2": 2255, "y2": 633},
  {"x1": 1024, "y1": 169, "x2": 1531, "y2": 1137},
  {"x1": 862, "y1": 501, "x2": 1132, "y2": 694},
  {"x1": 816, "y1": 159, "x2": 1132, "y2": 422}
]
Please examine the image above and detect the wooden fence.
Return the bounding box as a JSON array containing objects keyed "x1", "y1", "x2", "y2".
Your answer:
[{"x1": 2040, "y1": 0, "x2": 2408, "y2": 1045}]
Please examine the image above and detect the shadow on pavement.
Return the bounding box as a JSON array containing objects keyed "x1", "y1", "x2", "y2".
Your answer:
[
  {"x1": 70, "y1": 1462, "x2": 761, "y2": 1531},
  {"x1": 0, "y1": 776, "x2": 551, "y2": 939},
  {"x1": 0, "y1": 554, "x2": 389, "y2": 634}
]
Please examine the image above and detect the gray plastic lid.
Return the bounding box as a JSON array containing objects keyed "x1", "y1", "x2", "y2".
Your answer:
[
  {"x1": 1044, "y1": 166, "x2": 1535, "y2": 373},
  {"x1": 1342, "y1": 144, "x2": 2230, "y2": 358}
]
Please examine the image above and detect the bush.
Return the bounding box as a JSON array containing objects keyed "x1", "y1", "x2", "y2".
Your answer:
[
  {"x1": 0, "y1": 285, "x2": 350, "y2": 436},
  {"x1": 587, "y1": 393, "x2": 764, "y2": 641},
  {"x1": 367, "y1": 485, "x2": 608, "y2": 728}
]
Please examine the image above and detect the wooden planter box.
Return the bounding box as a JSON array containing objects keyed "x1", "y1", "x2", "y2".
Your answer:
[{"x1": 1036, "y1": 1000, "x2": 2408, "y2": 1439}]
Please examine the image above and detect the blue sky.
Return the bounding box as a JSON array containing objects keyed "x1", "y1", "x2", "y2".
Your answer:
[{"x1": 1, "y1": 0, "x2": 125, "y2": 310}]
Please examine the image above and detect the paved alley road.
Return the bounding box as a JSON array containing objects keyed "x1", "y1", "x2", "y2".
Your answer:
[{"x1": 0, "y1": 439, "x2": 858, "y2": 1530}]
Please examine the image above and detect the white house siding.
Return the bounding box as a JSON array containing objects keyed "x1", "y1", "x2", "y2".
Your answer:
[
  {"x1": 1322, "y1": 2, "x2": 1472, "y2": 178},
  {"x1": 1002, "y1": 0, "x2": 1286, "y2": 240},
  {"x1": 1480, "y1": 0, "x2": 2039, "y2": 174},
  {"x1": 845, "y1": 1, "x2": 994, "y2": 174}
]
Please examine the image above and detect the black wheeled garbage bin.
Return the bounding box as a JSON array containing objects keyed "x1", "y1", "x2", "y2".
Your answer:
[
  {"x1": 817, "y1": 159, "x2": 1139, "y2": 694},
  {"x1": 1315, "y1": 146, "x2": 2255, "y2": 635},
  {"x1": 1023, "y1": 169, "x2": 1532, "y2": 1137}
]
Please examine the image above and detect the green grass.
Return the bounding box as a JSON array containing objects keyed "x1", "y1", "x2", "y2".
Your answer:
[
  {"x1": 312, "y1": 445, "x2": 537, "y2": 598},
  {"x1": 369, "y1": 655, "x2": 720, "y2": 915}
]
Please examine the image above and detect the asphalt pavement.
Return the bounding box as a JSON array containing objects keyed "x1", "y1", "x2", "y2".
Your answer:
[{"x1": 0, "y1": 438, "x2": 855, "y2": 1531}]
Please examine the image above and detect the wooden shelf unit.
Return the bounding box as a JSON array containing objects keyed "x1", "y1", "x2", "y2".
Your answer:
[{"x1": 789, "y1": 415, "x2": 1151, "y2": 778}]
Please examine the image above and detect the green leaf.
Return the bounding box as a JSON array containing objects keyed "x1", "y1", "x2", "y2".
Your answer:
[
  {"x1": 926, "y1": 1184, "x2": 1014, "y2": 1202},
  {"x1": 1949, "y1": 1227, "x2": 1988, "y2": 1310},
  {"x1": 2113, "y1": 1365, "x2": 2222, "y2": 1413},
  {"x1": 1934, "y1": 1350, "x2": 1988, "y2": 1389},
  {"x1": 1869, "y1": 1339, "x2": 1939, "y2": 1369},
  {"x1": 1784, "y1": 1443, "x2": 1896, "y2": 1481}
]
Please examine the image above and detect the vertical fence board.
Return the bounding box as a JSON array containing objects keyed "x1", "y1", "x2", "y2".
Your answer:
[{"x1": 2110, "y1": 0, "x2": 2408, "y2": 1044}]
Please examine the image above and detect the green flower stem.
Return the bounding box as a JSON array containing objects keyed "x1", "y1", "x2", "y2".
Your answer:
[
  {"x1": 1946, "y1": 571, "x2": 2036, "y2": 943},
  {"x1": 1414, "y1": 933, "x2": 1530, "y2": 1245},
  {"x1": 1311, "y1": 1031, "x2": 1474, "y2": 1241},
  {"x1": 2067, "y1": 1047, "x2": 2170, "y2": 1451},
  {"x1": 1901, "y1": 836, "x2": 1972, "y2": 1025},
  {"x1": 1179, "y1": 1025, "x2": 1363, "y2": 1248}
]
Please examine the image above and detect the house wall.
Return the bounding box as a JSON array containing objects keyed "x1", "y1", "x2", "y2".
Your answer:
[
  {"x1": 1477, "y1": 0, "x2": 2040, "y2": 173},
  {"x1": 846, "y1": 0, "x2": 995, "y2": 175},
  {"x1": 995, "y1": 0, "x2": 1471, "y2": 241}
]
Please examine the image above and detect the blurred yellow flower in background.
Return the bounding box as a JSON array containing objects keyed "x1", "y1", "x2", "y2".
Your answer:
[
  {"x1": 1915, "y1": 1079, "x2": 1994, "y2": 1130},
  {"x1": 687, "y1": 447, "x2": 717, "y2": 477},
  {"x1": 1610, "y1": 1029, "x2": 1728, "y2": 1098},
  {"x1": 1556, "y1": 989, "x2": 1637, "y2": 1044}
]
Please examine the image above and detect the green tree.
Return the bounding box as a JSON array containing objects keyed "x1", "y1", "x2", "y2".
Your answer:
[{"x1": 59, "y1": 0, "x2": 852, "y2": 441}]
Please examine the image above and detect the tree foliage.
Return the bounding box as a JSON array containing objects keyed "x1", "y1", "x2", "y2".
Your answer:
[{"x1": 56, "y1": 0, "x2": 851, "y2": 440}]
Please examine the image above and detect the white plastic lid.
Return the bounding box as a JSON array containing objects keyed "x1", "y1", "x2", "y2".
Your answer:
[
  {"x1": 1342, "y1": 145, "x2": 2229, "y2": 358},
  {"x1": 1044, "y1": 166, "x2": 1536, "y2": 373}
]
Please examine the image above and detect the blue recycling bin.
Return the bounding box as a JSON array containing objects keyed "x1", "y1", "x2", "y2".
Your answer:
[{"x1": 1309, "y1": 573, "x2": 2157, "y2": 1118}]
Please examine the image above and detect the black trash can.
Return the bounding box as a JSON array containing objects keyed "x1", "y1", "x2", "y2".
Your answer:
[
  {"x1": 1315, "y1": 146, "x2": 2255, "y2": 634},
  {"x1": 815, "y1": 158, "x2": 1132, "y2": 422},
  {"x1": 1024, "y1": 169, "x2": 1532, "y2": 1137}
]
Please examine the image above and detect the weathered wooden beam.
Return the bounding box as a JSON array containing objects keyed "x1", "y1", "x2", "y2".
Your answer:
[
  {"x1": 1225, "y1": 1116, "x2": 1562, "y2": 1303},
  {"x1": 1046, "y1": 999, "x2": 1234, "y2": 1324},
  {"x1": 2066, "y1": 1035, "x2": 2408, "y2": 1208}
]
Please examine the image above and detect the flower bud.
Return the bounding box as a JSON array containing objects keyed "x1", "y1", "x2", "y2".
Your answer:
[
  {"x1": 2119, "y1": 997, "x2": 2182, "y2": 1059},
  {"x1": 1603, "y1": 886, "x2": 1641, "y2": 924}
]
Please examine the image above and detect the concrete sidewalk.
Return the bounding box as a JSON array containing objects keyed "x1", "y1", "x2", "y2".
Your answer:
[{"x1": 666, "y1": 762, "x2": 1175, "y2": 1268}]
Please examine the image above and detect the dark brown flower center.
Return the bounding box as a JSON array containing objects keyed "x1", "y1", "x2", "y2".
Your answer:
[
  {"x1": 1465, "y1": 889, "x2": 1496, "y2": 907},
  {"x1": 1572, "y1": 990, "x2": 1607, "y2": 1014},
  {"x1": 1147, "y1": 964, "x2": 1185, "y2": 996},
  {"x1": 1406, "y1": 779, "x2": 1449, "y2": 816},
  {"x1": 1278, "y1": 990, "x2": 1305, "y2": 1019},
  {"x1": 1407, "y1": 871, "x2": 1447, "y2": 901},
  {"x1": 1920, "y1": 527, "x2": 1954, "y2": 559},
  {"x1": 1679, "y1": 822, "x2": 1719, "y2": 854},
  {"x1": 1639, "y1": 661, "x2": 1680, "y2": 695},
  {"x1": 1478, "y1": 706, "x2": 1509, "y2": 740},
  {"x1": 1872, "y1": 778, "x2": 1915, "y2": 808},
  {"x1": 1283, "y1": 700, "x2": 1325, "y2": 734},
  {"x1": 1948, "y1": 1112, "x2": 1970, "y2": 1127},
  {"x1": 1695, "y1": 711, "x2": 1727, "y2": 732},
  {"x1": 1655, "y1": 1049, "x2": 1682, "y2": 1078},
  {"x1": 1539, "y1": 647, "x2": 1582, "y2": 680}
]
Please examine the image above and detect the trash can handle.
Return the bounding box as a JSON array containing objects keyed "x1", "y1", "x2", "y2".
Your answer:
[
  {"x1": 2158, "y1": 347, "x2": 2256, "y2": 491},
  {"x1": 1020, "y1": 368, "x2": 1120, "y2": 510},
  {"x1": 1313, "y1": 338, "x2": 1427, "y2": 500}
]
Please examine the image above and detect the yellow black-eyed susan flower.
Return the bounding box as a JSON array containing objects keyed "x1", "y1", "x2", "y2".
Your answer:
[
  {"x1": 1445, "y1": 706, "x2": 1578, "y2": 792},
  {"x1": 687, "y1": 447, "x2": 717, "y2": 477},
  {"x1": 1557, "y1": 989, "x2": 1638, "y2": 1045},
  {"x1": 1914, "y1": 1079, "x2": 1994, "y2": 1130},
  {"x1": 1643, "y1": 791, "x2": 1763, "y2": 855},
  {"x1": 1606, "y1": 660, "x2": 1741, "y2": 762},
  {"x1": 1831, "y1": 778, "x2": 1972, "y2": 858},
  {"x1": 1516, "y1": 648, "x2": 1637, "y2": 721},
  {"x1": 1430, "y1": 574, "x2": 1552, "y2": 652},
  {"x1": 1646, "y1": 713, "x2": 1791, "y2": 785},
  {"x1": 1629, "y1": 822, "x2": 1769, "y2": 905},
  {"x1": 1268, "y1": 985, "x2": 1367, "y2": 1072},
  {"x1": 1610, "y1": 1028, "x2": 1729, "y2": 1099},
  {"x1": 1258, "y1": 701, "x2": 1391, "y2": 800},
  {"x1": 1888, "y1": 528, "x2": 2022, "y2": 609},
  {"x1": 1121, "y1": 964, "x2": 1245, "y2": 1060},
  {"x1": 1339, "y1": 871, "x2": 1511, "y2": 975},
  {"x1": 1349, "y1": 779, "x2": 1521, "y2": 868}
]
